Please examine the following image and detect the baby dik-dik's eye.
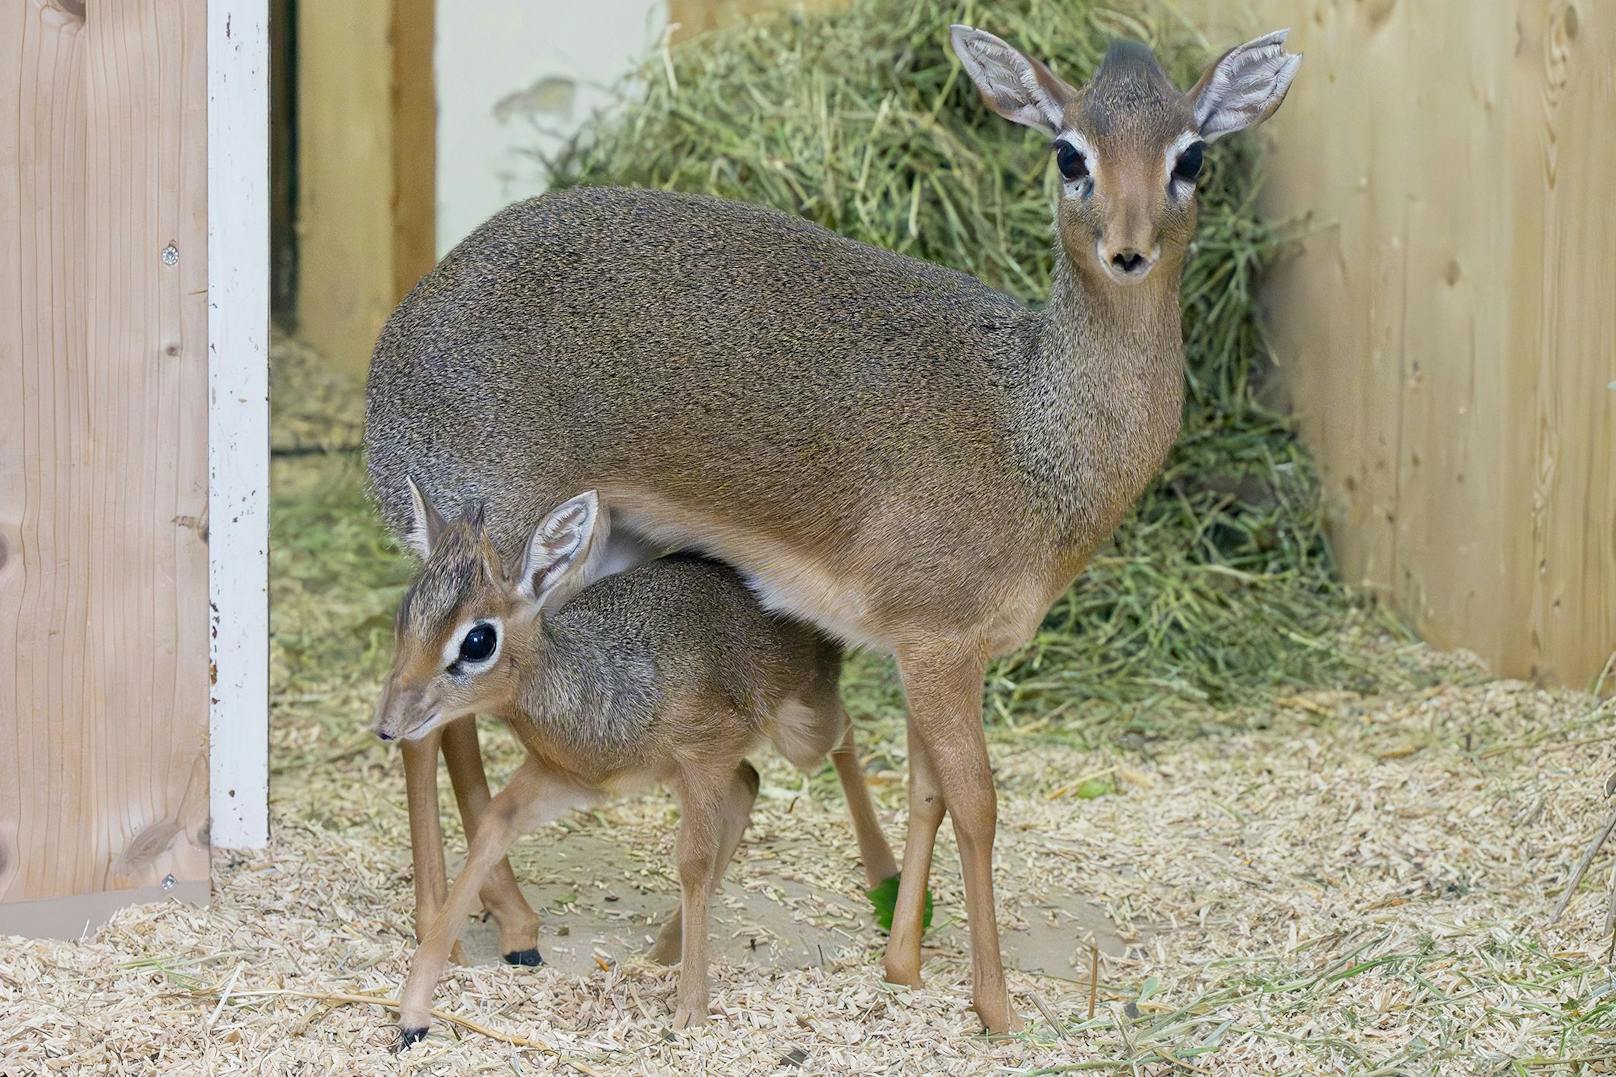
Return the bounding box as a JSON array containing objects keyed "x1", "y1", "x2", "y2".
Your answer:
[
  {"x1": 1173, "y1": 140, "x2": 1206, "y2": 185},
  {"x1": 1054, "y1": 140, "x2": 1089, "y2": 183},
  {"x1": 456, "y1": 623, "x2": 498, "y2": 666}
]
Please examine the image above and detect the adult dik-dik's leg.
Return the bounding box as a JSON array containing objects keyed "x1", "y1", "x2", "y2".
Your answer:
[
  {"x1": 397, "y1": 758, "x2": 593, "y2": 1045},
  {"x1": 895, "y1": 644, "x2": 1020, "y2": 1033},
  {"x1": 440, "y1": 718, "x2": 544, "y2": 964}
]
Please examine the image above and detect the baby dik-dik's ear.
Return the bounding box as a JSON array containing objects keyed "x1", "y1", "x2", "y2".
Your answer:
[
  {"x1": 949, "y1": 24, "x2": 1077, "y2": 137},
  {"x1": 514, "y1": 491, "x2": 609, "y2": 610},
  {"x1": 404, "y1": 475, "x2": 448, "y2": 559},
  {"x1": 1189, "y1": 30, "x2": 1301, "y2": 143}
]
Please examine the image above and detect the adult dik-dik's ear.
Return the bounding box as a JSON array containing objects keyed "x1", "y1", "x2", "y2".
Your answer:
[
  {"x1": 949, "y1": 24, "x2": 1077, "y2": 137},
  {"x1": 404, "y1": 475, "x2": 447, "y2": 559},
  {"x1": 1190, "y1": 30, "x2": 1301, "y2": 143},
  {"x1": 514, "y1": 491, "x2": 608, "y2": 611}
]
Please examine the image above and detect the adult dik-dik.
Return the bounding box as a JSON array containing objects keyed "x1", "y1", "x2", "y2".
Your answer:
[{"x1": 365, "y1": 24, "x2": 1299, "y2": 1031}]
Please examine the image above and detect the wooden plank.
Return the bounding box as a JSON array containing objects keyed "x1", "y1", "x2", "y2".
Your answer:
[
  {"x1": 391, "y1": 0, "x2": 437, "y2": 301},
  {"x1": 0, "y1": 0, "x2": 211, "y2": 911},
  {"x1": 293, "y1": 0, "x2": 394, "y2": 376},
  {"x1": 1188, "y1": 0, "x2": 1614, "y2": 688},
  {"x1": 1391, "y1": 0, "x2": 1514, "y2": 663},
  {"x1": 209, "y1": 0, "x2": 271, "y2": 849},
  {"x1": 1515, "y1": 0, "x2": 1616, "y2": 685},
  {"x1": 293, "y1": 0, "x2": 435, "y2": 379}
]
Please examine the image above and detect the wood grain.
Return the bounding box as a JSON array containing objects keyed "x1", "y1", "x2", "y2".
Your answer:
[
  {"x1": 293, "y1": 0, "x2": 436, "y2": 380},
  {"x1": 0, "y1": 0, "x2": 211, "y2": 909},
  {"x1": 1190, "y1": 0, "x2": 1614, "y2": 688}
]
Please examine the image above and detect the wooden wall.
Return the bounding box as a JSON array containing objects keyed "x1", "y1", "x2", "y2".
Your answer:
[
  {"x1": 1, "y1": 0, "x2": 211, "y2": 930},
  {"x1": 1188, "y1": 0, "x2": 1615, "y2": 688},
  {"x1": 292, "y1": 0, "x2": 435, "y2": 378}
]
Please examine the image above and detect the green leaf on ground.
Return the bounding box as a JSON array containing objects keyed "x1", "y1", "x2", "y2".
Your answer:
[{"x1": 866, "y1": 873, "x2": 933, "y2": 933}]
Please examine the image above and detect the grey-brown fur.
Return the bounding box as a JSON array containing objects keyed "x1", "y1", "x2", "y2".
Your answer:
[
  {"x1": 504, "y1": 549, "x2": 844, "y2": 772},
  {"x1": 366, "y1": 181, "x2": 1181, "y2": 647},
  {"x1": 364, "y1": 25, "x2": 1299, "y2": 1033},
  {"x1": 380, "y1": 496, "x2": 896, "y2": 1037}
]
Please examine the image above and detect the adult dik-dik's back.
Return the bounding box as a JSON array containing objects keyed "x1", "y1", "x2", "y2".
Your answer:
[{"x1": 365, "y1": 25, "x2": 1298, "y2": 1031}]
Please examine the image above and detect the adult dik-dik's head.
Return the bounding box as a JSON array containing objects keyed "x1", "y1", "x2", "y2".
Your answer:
[
  {"x1": 371, "y1": 482, "x2": 606, "y2": 743},
  {"x1": 950, "y1": 25, "x2": 1300, "y2": 286}
]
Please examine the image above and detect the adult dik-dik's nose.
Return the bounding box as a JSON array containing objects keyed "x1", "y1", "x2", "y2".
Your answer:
[{"x1": 1108, "y1": 247, "x2": 1154, "y2": 281}]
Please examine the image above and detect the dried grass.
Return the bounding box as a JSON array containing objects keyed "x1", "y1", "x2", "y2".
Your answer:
[
  {"x1": 5, "y1": 6, "x2": 1613, "y2": 1072},
  {"x1": 6, "y1": 369, "x2": 1615, "y2": 1071},
  {"x1": 543, "y1": 0, "x2": 1407, "y2": 719},
  {"x1": 6, "y1": 659, "x2": 1616, "y2": 1074}
]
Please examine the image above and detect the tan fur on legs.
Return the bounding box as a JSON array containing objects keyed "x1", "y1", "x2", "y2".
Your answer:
[
  {"x1": 402, "y1": 729, "x2": 466, "y2": 966},
  {"x1": 441, "y1": 717, "x2": 543, "y2": 958},
  {"x1": 883, "y1": 721, "x2": 943, "y2": 990},
  {"x1": 398, "y1": 759, "x2": 593, "y2": 1037},
  {"x1": 830, "y1": 720, "x2": 898, "y2": 886},
  {"x1": 669, "y1": 764, "x2": 746, "y2": 1029},
  {"x1": 897, "y1": 644, "x2": 1021, "y2": 1033},
  {"x1": 651, "y1": 760, "x2": 759, "y2": 966}
]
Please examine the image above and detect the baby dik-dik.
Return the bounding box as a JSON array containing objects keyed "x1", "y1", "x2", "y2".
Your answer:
[{"x1": 372, "y1": 486, "x2": 898, "y2": 1045}]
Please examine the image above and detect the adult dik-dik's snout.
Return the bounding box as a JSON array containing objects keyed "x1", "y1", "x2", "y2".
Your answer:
[{"x1": 1098, "y1": 240, "x2": 1159, "y2": 284}]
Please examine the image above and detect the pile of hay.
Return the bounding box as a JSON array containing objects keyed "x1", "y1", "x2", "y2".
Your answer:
[{"x1": 546, "y1": 0, "x2": 1398, "y2": 731}]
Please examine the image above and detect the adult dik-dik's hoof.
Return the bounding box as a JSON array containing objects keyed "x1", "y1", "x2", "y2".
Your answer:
[
  {"x1": 974, "y1": 997, "x2": 1026, "y2": 1036},
  {"x1": 502, "y1": 947, "x2": 544, "y2": 967},
  {"x1": 672, "y1": 1002, "x2": 710, "y2": 1030}
]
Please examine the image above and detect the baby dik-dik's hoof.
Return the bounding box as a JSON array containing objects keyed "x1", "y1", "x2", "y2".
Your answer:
[
  {"x1": 394, "y1": 1025, "x2": 430, "y2": 1054},
  {"x1": 502, "y1": 947, "x2": 545, "y2": 967}
]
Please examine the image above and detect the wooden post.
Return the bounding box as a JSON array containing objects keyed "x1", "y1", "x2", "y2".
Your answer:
[
  {"x1": 1, "y1": 0, "x2": 213, "y2": 932},
  {"x1": 210, "y1": 1, "x2": 272, "y2": 849},
  {"x1": 292, "y1": 0, "x2": 435, "y2": 381}
]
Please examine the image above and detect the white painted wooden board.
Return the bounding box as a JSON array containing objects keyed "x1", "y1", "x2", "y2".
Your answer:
[{"x1": 208, "y1": 0, "x2": 270, "y2": 849}]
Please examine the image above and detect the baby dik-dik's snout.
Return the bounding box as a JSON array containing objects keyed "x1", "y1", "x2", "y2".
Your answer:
[{"x1": 371, "y1": 673, "x2": 441, "y2": 743}]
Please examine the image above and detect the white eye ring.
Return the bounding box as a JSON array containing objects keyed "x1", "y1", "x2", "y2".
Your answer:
[
  {"x1": 443, "y1": 617, "x2": 502, "y2": 672},
  {"x1": 1164, "y1": 130, "x2": 1202, "y2": 201},
  {"x1": 1054, "y1": 129, "x2": 1098, "y2": 194}
]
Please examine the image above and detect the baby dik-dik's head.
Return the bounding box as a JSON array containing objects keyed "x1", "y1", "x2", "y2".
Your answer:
[
  {"x1": 371, "y1": 481, "x2": 607, "y2": 743},
  {"x1": 950, "y1": 25, "x2": 1299, "y2": 287}
]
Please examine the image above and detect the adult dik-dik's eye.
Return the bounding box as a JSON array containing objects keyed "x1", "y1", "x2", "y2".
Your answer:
[
  {"x1": 459, "y1": 623, "x2": 497, "y2": 665},
  {"x1": 1173, "y1": 140, "x2": 1206, "y2": 184},
  {"x1": 1055, "y1": 140, "x2": 1089, "y2": 183}
]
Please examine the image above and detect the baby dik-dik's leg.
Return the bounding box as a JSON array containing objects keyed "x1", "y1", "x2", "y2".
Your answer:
[
  {"x1": 830, "y1": 718, "x2": 899, "y2": 886},
  {"x1": 663, "y1": 762, "x2": 758, "y2": 1028},
  {"x1": 883, "y1": 718, "x2": 944, "y2": 991},
  {"x1": 650, "y1": 761, "x2": 759, "y2": 966},
  {"x1": 397, "y1": 758, "x2": 593, "y2": 1048},
  {"x1": 401, "y1": 729, "x2": 467, "y2": 966},
  {"x1": 440, "y1": 718, "x2": 544, "y2": 965}
]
